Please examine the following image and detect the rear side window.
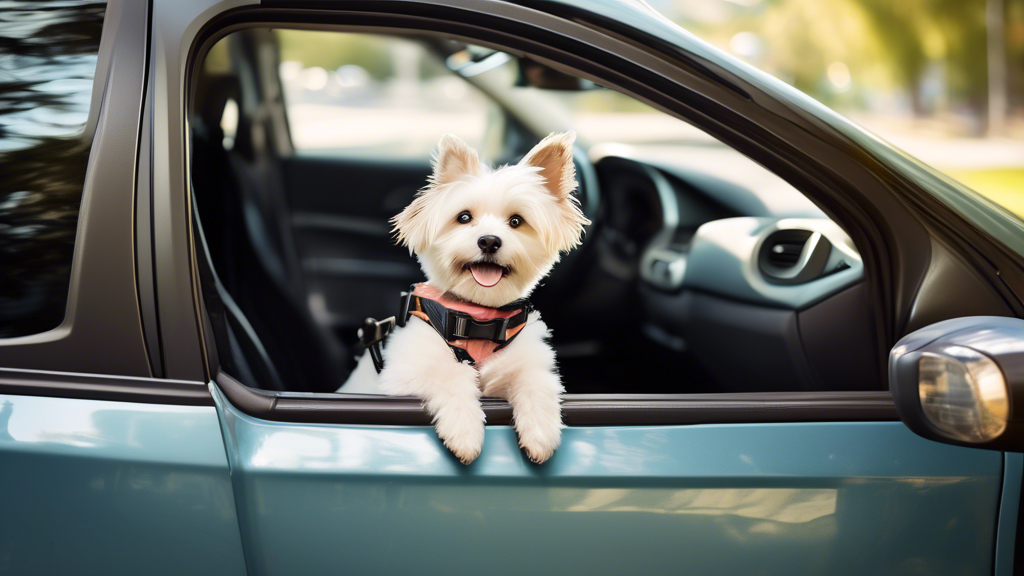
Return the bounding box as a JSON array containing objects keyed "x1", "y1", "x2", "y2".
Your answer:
[{"x1": 0, "y1": 0, "x2": 105, "y2": 338}]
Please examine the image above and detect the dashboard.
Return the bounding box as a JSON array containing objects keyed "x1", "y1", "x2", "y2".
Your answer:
[{"x1": 580, "y1": 149, "x2": 879, "y2": 392}]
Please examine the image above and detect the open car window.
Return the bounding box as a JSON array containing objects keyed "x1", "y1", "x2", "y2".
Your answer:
[{"x1": 190, "y1": 28, "x2": 877, "y2": 397}]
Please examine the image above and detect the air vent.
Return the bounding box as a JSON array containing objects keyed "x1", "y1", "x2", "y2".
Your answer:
[
  {"x1": 765, "y1": 230, "x2": 813, "y2": 268},
  {"x1": 758, "y1": 229, "x2": 832, "y2": 285}
]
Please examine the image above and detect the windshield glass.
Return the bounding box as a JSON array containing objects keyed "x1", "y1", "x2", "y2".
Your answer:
[
  {"x1": 462, "y1": 12, "x2": 1024, "y2": 256},
  {"x1": 546, "y1": 0, "x2": 1024, "y2": 254}
]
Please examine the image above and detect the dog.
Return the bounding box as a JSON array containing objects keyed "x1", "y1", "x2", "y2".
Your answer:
[{"x1": 364, "y1": 132, "x2": 589, "y2": 464}]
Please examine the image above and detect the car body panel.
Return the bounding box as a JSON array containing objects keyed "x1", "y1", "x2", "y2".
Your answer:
[
  {"x1": 996, "y1": 453, "x2": 1023, "y2": 576},
  {"x1": 213, "y1": 384, "x2": 1003, "y2": 576},
  {"x1": 0, "y1": 393, "x2": 247, "y2": 576},
  {"x1": 148, "y1": 0, "x2": 259, "y2": 381}
]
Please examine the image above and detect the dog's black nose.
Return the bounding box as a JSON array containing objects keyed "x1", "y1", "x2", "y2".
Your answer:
[{"x1": 478, "y1": 235, "x2": 502, "y2": 254}]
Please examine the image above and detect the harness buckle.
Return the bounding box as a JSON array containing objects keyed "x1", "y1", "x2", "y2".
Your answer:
[
  {"x1": 444, "y1": 309, "x2": 470, "y2": 340},
  {"x1": 443, "y1": 309, "x2": 509, "y2": 342},
  {"x1": 397, "y1": 290, "x2": 412, "y2": 327},
  {"x1": 494, "y1": 317, "x2": 510, "y2": 342}
]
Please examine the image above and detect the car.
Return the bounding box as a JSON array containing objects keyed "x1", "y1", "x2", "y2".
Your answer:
[{"x1": 1, "y1": 0, "x2": 1023, "y2": 574}]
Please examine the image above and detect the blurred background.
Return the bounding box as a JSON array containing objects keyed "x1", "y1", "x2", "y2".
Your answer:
[
  {"x1": 250, "y1": 0, "x2": 1024, "y2": 216},
  {"x1": 655, "y1": 0, "x2": 1024, "y2": 215}
]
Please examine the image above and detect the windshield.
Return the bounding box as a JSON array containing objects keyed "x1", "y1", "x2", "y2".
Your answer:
[{"x1": 520, "y1": 0, "x2": 1024, "y2": 256}]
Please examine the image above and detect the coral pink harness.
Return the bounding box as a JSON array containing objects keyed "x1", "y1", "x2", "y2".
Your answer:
[
  {"x1": 358, "y1": 283, "x2": 533, "y2": 372},
  {"x1": 403, "y1": 283, "x2": 532, "y2": 366}
]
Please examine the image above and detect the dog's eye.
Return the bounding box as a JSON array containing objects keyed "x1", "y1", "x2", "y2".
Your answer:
[
  {"x1": 509, "y1": 215, "x2": 524, "y2": 229},
  {"x1": 457, "y1": 211, "x2": 472, "y2": 224}
]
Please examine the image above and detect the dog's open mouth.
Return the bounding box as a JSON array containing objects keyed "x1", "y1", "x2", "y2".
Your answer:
[{"x1": 465, "y1": 262, "x2": 509, "y2": 287}]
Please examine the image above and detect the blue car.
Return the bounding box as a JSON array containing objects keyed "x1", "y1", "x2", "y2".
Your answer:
[{"x1": 1, "y1": 0, "x2": 1023, "y2": 574}]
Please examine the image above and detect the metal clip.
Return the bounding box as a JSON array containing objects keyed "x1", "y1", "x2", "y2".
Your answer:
[{"x1": 358, "y1": 316, "x2": 396, "y2": 373}]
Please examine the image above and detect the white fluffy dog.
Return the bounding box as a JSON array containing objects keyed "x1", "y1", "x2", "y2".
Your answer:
[{"x1": 370, "y1": 132, "x2": 588, "y2": 464}]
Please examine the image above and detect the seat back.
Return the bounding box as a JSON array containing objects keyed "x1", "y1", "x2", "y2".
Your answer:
[{"x1": 191, "y1": 41, "x2": 349, "y2": 392}]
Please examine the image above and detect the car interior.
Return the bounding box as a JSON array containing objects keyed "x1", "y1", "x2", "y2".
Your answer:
[{"x1": 189, "y1": 28, "x2": 880, "y2": 396}]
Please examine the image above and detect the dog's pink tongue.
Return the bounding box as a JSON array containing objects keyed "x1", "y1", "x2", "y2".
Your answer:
[{"x1": 470, "y1": 264, "x2": 503, "y2": 287}]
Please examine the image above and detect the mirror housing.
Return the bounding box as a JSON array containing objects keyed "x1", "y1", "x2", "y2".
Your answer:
[
  {"x1": 515, "y1": 58, "x2": 596, "y2": 91},
  {"x1": 889, "y1": 316, "x2": 1024, "y2": 451},
  {"x1": 445, "y1": 48, "x2": 595, "y2": 91}
]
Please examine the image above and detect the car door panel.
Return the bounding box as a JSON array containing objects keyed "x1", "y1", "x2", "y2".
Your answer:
[
  {"x1": 212, "y1": 385, "x2": 1002, "y2": 576},
  {"x1": 284, "y1": 156, "x2": 430, "y2": 219},
  {"x1": 0, "y1": 390, "x2": 247, "y2": 576}
]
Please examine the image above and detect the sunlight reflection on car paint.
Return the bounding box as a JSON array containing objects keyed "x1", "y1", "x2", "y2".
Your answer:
[
  {"x1": 561, "y1": 487, "x2": 838, "y2": 524},
  {"x1": 0, "y1": 395, "x2": 226, "y2": 461},
  {"x1": 247, "y1": 427, "x2": 447, "y2": 471}
]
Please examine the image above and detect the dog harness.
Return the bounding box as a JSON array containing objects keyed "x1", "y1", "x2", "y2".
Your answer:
[{"x1": 360, "y1": 283, "x2": 533, "y2": 373}]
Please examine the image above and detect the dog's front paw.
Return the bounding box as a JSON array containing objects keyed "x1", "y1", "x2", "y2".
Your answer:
[
  {"x1": 516, "y1": 412, "x2": 563, "y2": 464},
  {"x1": 433, "y1": 402, "x2": 486, "y2": 465},
  {"x1": 445, "y1": 431, "x2": 484, "y2": 465}
]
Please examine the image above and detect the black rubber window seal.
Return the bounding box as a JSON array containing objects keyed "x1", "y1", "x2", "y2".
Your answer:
[
  {"x1": 215, "y1": 371, "x2": 897, "y2": 426},
  {"x1": 0, "y1": 367, "x2": 213, "y2": 407},
  {"x1": 0, "y1": 365, "x2": 898, "y2": 424}
]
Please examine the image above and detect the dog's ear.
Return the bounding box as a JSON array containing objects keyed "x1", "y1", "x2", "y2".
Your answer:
[
  {"x1": 431, "y1": 133, "x2": 482, "y2": 187},
  {"x1": 518, "y1": 131, "x2": 578, "y2": 200},
  {"x1": 393, "y1": 135, "x2": 482, "y2": 253},
  {"x1": 520, "y1": 132, "x2": 590, "y2": 253},
  {"x1": 392, "y1": 194, "x2": 427, "y2": 254}
]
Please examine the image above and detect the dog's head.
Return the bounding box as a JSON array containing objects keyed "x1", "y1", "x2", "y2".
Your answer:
[{"x1": 392, "y1": 132, "x2": 590, "y2": 308}]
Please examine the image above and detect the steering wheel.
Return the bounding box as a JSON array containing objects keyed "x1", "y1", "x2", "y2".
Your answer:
[{"x1": 573, "y1": 144, "x2": 601, "y2": 223}]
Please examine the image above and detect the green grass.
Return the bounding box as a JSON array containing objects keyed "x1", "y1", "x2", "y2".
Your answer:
[{"x1": 943, "y1": 168, "x2": 1024, "y2": 219}]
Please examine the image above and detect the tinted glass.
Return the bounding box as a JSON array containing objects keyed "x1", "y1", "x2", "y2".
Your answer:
[{"x1": 0, "y1": 0, "x2": 105, "y2": 337}]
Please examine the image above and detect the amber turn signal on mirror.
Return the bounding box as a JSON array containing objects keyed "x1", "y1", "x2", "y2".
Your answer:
[
  {"x1": 917, "y1": 346, "x2": 1008, "y2": 443},
  {"x1": 890, "y1": 317, "x2": 1024, "y2": 451}
]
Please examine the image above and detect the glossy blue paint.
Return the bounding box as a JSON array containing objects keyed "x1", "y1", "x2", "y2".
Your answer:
[
  {"x1": 0, "y1": 393, "x2": 247, "y2": 576},
  {"x1": 996, "y1": 453, "x2": 1023, "y2": 576},
  {"x1": 212, "y1": 385, "x2": 1004, "y2": 576}
]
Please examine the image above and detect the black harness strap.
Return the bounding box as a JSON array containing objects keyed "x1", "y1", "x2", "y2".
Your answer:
[{"x1": 359, "y1": 287, "x2": 532, "y2": 373}]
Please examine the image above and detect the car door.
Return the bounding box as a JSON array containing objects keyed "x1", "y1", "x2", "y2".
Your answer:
[
  {"x1": 154, "y1": 0, "x2": 1023, "y2": 575},
  {"x1": 0, "y1": 1, "x2": 246, "y2": 574},
  {"x1": 210, "y1": 375, "x2": 1012, "y2": 576}
]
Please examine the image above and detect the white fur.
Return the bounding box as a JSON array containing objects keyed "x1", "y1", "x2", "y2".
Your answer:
[
  {"x1": 378, "y1": 317, "x2": 486, "y2": 464},
  {"x1": 478, "y1": 313, "x2": 565, "y2": 463},
  {"x1": 341, "y1": 132, "x2": 588, "y2": 465}
]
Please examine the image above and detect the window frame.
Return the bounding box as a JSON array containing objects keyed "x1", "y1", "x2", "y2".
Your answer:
[{"x1": 168, "y1": 0, "x2": 959, "y2": 424}]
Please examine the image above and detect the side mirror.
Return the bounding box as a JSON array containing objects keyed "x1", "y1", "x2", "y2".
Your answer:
[{"x1": 889, "y1": 316, "x2": 1024, "y2": 451}]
